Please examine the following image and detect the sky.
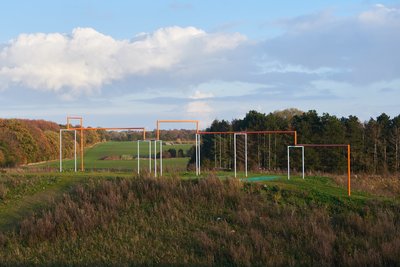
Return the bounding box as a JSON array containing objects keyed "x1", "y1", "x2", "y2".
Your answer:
[{"x1": 0, "y1": 0, "x2": 399, "y2": 129}]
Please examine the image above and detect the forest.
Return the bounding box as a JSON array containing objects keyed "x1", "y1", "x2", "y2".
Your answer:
[
  {"x1": 196, "y1": 109, "x2": 400, "y2": 175},
  {"x1": 1, "y1": 109, "x2": 400, "y2": 175}
]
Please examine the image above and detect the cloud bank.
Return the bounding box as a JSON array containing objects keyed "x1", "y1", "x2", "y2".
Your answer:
[{"x1": 0, "y1": 26, "x2": 246, "y2": 97}]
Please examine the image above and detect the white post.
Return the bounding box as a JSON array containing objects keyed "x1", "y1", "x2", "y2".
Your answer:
[
  {"x1": 198, "y1": 135, "x2": 201, "y2": 175},
  {"x1": 195, "y1": 134, "x2": 198, "y2": 175},
  {"x1": 154, "y1": 140, "x2": 157, "y2": 177},
  {"x1": 302, "y1": 146, "x2": 305, "y2": 179},
  {"x1": 234, "y1": 133, "x2": 247, "y2": 178},
  {"x1": 160, "y1": 140, "x2": 163, "y2": 176},
  {"x1": 234, "y1": 133, "x2": 237, "y2": 178},
  {"x1": 287, "y1": 146, "x2": 290, "y2": 180},
  {"x1": 137, "y1": 141, "x2": 140, "y2": 174},
  {"x1": 59, "y1": 130, "x2": 62, "y2": 172},
  {"x1": 287, "y1": 146, "x2": 305, "y2": 180},
  {"x1": 74, "y1": 130, "x2": 77, "y2": 172},
  {"x1": 245, "y1": 133, "x2": 248, "y2": 177}
]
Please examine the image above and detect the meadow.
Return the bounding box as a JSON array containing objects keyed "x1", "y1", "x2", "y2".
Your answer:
[{"x1": 32, "y1": 141, "x2": 193, "y2": 172}]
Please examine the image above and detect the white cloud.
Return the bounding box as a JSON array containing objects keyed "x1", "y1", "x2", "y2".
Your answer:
[
  {"x1": 185, "y1": 101, "x2": 213, "y2": 114},
  {"x1": 359, "y1": 4, "x2": 400, "y2": 26},
  {"x1": 0, "y1": 27, "x2": 246, "y2": 97},
  {"x1": 189, "y1": 90, "x2": 214, "y2": 99}
]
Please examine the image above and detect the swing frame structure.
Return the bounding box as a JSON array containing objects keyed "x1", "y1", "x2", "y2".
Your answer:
[
  {"x1": 60, "y1": 115, "x2": 353, "y2": 196},
  {"x1": 196, "y1": 130, "x2": 298, "y2": 177},
  {"x1": 61, "y1": 116, "x2": 146, "y2": 172},
  {"x1": 137, "y1": 140, "x2": 163, "y2": 177}
]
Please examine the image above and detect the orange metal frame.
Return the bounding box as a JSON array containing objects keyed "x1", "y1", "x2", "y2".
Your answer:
[
  {"x1": 66, "y1": 116, "x2": 146, "y2": 171},
  {"x1": 297, "y1": 144, "x2": 351, "y2": 196},
  {"x1": 198, "y1": 130, "x2": 297, "y2": 145},
  {"x1": 71, "y1": 127, "x2": 146, "y2": 140},
  {"x1": 156, "y1": 120, "x2": 199, "y2": 140}
]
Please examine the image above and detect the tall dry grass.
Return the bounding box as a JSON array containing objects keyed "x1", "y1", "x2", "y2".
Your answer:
[
  {"x1": 0, "y1": 175, "x2": 399, "y2": 266},
  {"x1": 331, "y1": 174, "x2": 400, "y2": 197}
]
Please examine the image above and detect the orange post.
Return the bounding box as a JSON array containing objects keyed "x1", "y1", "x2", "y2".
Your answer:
[
  {"x1": 298, "y1": 143, "x2": 352, "y2": 196},
  {"x1": 67, "y1": 116, "x2": 84, "y2": 171},
  {"x1": 294, "y1": 131, "x2": 297, "y2": 145},
  {"x1": 157, "y1": 120, "x2": 160, "y2": 140}
]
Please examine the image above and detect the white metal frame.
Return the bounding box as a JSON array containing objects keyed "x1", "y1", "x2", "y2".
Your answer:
[
  {"x1": 137, "y1": 140, "x2": 163, "y2": 177},
  {"x1": 195, "y1": 134, "x2": 201, "y2": 176},
  {"x1": 287, "y1": 145, "x2": 305, "y2": 180},
  {"x1": 59, "y1": 129, "x2": 77, "y2": 172},
  {"x1": 234, "y1": 133, "x2": 248, "y2": 178}
]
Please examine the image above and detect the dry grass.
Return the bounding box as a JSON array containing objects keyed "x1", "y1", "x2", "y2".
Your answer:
[
  {"x1": 0, "y1": 175, "x2": 399, "y2": 265},
  {"x1": 330, "y1": 173, "x2": 400, "y2": 197}
]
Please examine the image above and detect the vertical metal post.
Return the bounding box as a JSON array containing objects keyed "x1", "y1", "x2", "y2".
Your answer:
[
  {"x1": 245, "y1": 133, "x2": 248, "y2": 177},
  {"x1": 287, "y1": 146, "x2": 290, "y2": 180},
  {"x1": 198, "y1": 135, "x2": 201, "y2": 175},
  {"x1": 160, "y1": 140, "x2": 163, "y2": 176},
  {"x1": 80, "y1": 129, "x2": 84, "y2": 171},
  {"x1": 195, "y1": 134, "x2": 198, "y2": 175},
  {"x1": 214, "y1": 136, "x2": 217, "y2": 169},
  {"x1": 287, "y1": 146, "x2": 305, "y2": 180},
  {"x1": 74, "y1": 130, "x2": 77, "y2": 172},
  {"x1": 137, "y1": 141, "x2": 140, "y2": 174},
  {"x1": 302, "y1": 146, "x2": 305, "y2": 179},
  {"x1": 154, "y1": 140, "x2": 157, "y2": 177},
  {"x1": 59, "y1": 130, "x2": 62, "y2": 172},
  {"x1": 348, "y1": 144, "x2": 351, "y2": 196},
  {"x1": 234, "y1": 133, "x2": 237, "y2": 178}
]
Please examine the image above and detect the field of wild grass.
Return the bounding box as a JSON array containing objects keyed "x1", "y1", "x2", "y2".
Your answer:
[{"x1": 0, "y1": 171, "x2": 399, "y2": 266}]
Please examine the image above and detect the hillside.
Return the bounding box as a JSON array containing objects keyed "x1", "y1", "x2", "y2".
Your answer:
[
  {"x1": 0, "y1": 119, "x2": 83, "y2": 168},
  {"x1": 0, "y1": 172, "x2": 399, "y2": 265}
]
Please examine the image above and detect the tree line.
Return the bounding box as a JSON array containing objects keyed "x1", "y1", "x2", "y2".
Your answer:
[
  {"x1": 194, "y1": 109, "x2": 400, "y2": 175},
  {"x1": 2, "y1": 109, "x2": 400, "y2": 175}
]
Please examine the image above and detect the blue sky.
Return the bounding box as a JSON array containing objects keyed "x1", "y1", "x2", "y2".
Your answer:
[{"x1": 1, "y1": 1, "x2": 399, "y2": 129}]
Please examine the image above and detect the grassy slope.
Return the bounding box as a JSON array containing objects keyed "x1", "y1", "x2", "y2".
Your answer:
[{"x1": 0, "y1": 171, "x2": 399, "y2": 265}]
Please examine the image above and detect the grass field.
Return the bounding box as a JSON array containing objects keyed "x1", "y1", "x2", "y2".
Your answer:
[{"x1": 32, "y1": 141, "x2": 193, "y2": 172}]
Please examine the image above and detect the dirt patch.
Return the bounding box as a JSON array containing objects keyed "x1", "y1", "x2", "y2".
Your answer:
[{"x1": 99, "y1": 155, "x2": 134, "y2": 161}]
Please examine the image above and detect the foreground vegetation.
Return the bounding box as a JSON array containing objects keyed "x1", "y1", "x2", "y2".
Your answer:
[{"x1": 0, "y1": 171, "x2": 399, "y2": 266}]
